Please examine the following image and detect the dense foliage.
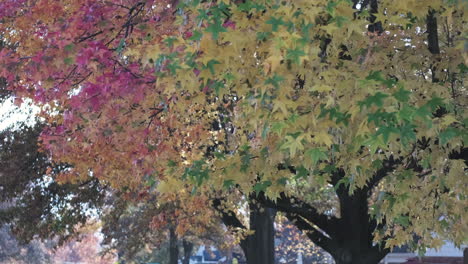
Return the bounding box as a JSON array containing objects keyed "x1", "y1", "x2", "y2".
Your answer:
[{"x1": 1, "y1": 0, "x2": 466, "y2": 263}]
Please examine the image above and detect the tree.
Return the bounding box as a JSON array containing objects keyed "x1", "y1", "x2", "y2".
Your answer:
[
  {"x1": 0, "y1": 123, "x2": 107, "y2": 244},
  {"x1": 0, "y1": 225, "x2": 52, "y2": 264},
  {"x1": 51, "y1": 223, "x2": 116, "y2": 264},
  {"x1": 100, "y1": 189, "x2": 230, "y2": 264},
  {"x1": 1, "y1": 1, "x2": 466, "y2": 264}
]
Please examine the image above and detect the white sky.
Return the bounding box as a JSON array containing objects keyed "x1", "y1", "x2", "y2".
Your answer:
[{"x1": 0, "y1": 98, "x2": 38, "y2": 131}]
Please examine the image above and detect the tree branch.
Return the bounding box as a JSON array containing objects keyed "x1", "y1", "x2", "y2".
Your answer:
[
  {"x1": 212, "y1": 198, "x2": 245, "y2": 230},
  {"x1": 283, "y1": 212, "x2": 336, "y2": 253},
  {"x1": 367, "y1": 156, "x2": 401, "y2": 191},
  {"x1": 256, "y1": 192, "x2": 338, "y2": 238}
]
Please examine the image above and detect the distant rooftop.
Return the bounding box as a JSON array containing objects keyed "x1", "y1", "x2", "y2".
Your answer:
[{"x1": 403, "y1": 257, "x2": 463, "y2": 264}]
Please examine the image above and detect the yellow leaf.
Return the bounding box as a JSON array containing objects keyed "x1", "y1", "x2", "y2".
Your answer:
[
  {"x1": 310, "y1": 84, "x2": 332, "y2": 92},
  {"x1": 157, "y1": 177, "x2": 183, "y2": 193},
  {"x1": 440, "y1": 114, "x2": 459, "y2": 128},
  {"x1": 272, "y1": 100, "x2": 289, "y2": 117},
  {"x1": 264, "y1": 54, "x2": 283, "y2": 74},
  {"x1": 312, "y1": 131, "x2": 333, "y2": 147}
]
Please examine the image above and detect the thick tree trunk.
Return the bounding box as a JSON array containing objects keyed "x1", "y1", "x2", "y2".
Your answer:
[
  {"x1": 213, "y1": 197, "x2": 276, "y2": 264},
  {"x1": 242, "y1": 202, "x2": 277, "y2": 264},
  {"x1": 330, "y1": 245, "x2": 386, "y2": 264},
  {"x1": 168, "y1": 226, "x2": 179, "y2": 264},
  {"x1": 182, "y1": 240, "x2": 193, "y2": 264},
  {"x1": 427, "y1": 9, "x2": 440, "y2": 83},
  {"x1": 257, "y1": 166, "x2": 396, "y2": 264}
]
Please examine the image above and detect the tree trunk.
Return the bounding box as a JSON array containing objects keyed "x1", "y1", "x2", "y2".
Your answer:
[
  {"x1": 169, "y1": 226, "x2": 178, "y2": 264},
  {"x1": 463, "y1": 248, "x2": 467, "y2": 264},
  {"x1": 213, "y1": 197, "x2": 276, "y2": 264},
  {"x1": 240, "y1": 201, "x2": 276, "y2": 264},
  {"x1": 330, "y1": 245, "x2": 387, "y2": 264},
  {"x1": 427, "y1": 9, "x2": 440, "y2": 83},
  {"x1": 182, "y1": 240, "x2": 193, "y2": 264}
]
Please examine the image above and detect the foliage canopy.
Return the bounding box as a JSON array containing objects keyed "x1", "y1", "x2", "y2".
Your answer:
[{"x1": 1, "y1": 0, "x2": 467, "y2": 262}]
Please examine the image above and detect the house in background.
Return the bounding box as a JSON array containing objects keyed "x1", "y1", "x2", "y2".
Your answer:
[
  {"x1": 189, "y1": 246, "x2": 246, "y2": 264},
  {"x1": 380, "y1": 242, "x2": 465, "y2": 264}
]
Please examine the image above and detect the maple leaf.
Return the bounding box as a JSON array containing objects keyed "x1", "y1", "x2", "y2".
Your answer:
[
  {"x1": 286, "y1": 47, "x2": 306, "y2": 65},
  {"x1": 281, "y1": 133, "x2": 305, "y2": 157},
  {"x1": 392, "y1": 87, "x2": 411, "y2": 102},
  {"x1": 205, "y1": 21, "x2": 227, "y2": 40},
  {"x1": 359, "y1": 92, "x2": 389, "y2": 109},
  {"x1": 305, "y1": 148, "x2": 328, "y2": 167},
  {"x1": 266, "y1": 16, "x2": 285, "y2": 32}
]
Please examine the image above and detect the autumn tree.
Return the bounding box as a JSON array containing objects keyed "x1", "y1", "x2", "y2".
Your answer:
[
  {"x1": 101, "y1": 187, "x2": 230, "y2": 264},
  {"x1": 1, "y1": 1, "x2": 467, "y2": 264},
  {"x1": 0, "y1": 123, "x2": 107, "y2": 244}
]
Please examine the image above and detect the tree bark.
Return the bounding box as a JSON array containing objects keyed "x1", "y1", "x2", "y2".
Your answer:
[
  {"x1": 213, "y1": 197, "x2": 276, "y2": 264},
  {"x1": 182, "y1": 240, "x2": 193, "y2": 264},
  {"x1": 169, "y1": 226, "x2": 179, "y2": 264},
  {"x1": 257, "y1": 163, "x2": 400, "y2": 264},
  {"x1": 427, "y1": 9, "x2": 440, "y2": 83},
  {"x1": 243, "y1": 201, "x2": 277, "y2": 264},
  {"x1": 463, "y1": 248, "x2": 467, "y2": 264}
]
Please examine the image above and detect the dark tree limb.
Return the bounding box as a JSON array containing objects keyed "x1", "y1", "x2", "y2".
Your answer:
[
  {"x1": 256, "y1": 192, "x2": 338, "y2": 238},
  {"x1": 212, "y1": 198, "x2": 246, "y2": 230},
  {"x1": 284, "y1": 212, "x2": 336, "y2": 253}
]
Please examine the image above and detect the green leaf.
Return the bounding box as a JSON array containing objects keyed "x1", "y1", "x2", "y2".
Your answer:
[
  {"x1": 392, "y1": 87, "x2": 411, "y2": 102},
  {"x1": 163, "y1": 36, "x2": 177, "y2": 48},
  {"x1": 64, "y1": 44, "x2": 74, "y2": 52},
  {"x1": 266, "y1": 16, "x2": 284, "y2": 31},
  {"x1": 300, "y1": 22, "x2": 314, "y2": 43},
  {"x1": 366, "y1": 71, "x2": 386, "y2": 82},
  {"x1": 264, "y1": 74, "x2": 285, "y2": 89},
  {"x1": 367, "y1": 110, "x2": 396, "y2": 126},
  {"x1": 257, "y1": 31, "x2": 271, "y2": 41},
  {"x1": 364, "y1": 71, "x2": 396, "y2": 88},
  {"x1": 189, "y1": 30, "x2": 203, "y2": 41},
  {"x1": 295, "y1": 165, "x2": 309, "y2": 179},
  {"x1": 359, "y1": 92, "x2": 389, "y2": 109},
  {"x1": 205, "y1": 21, "x2": 227, "y2": 40},
  {"x1": 425, "y1": 96, "x2": 445, "y2": 111},
  {"x1": 457, "y1": 63, "x2": 468, "y2": 73},
  {"x1": 333, "y1": 16, "x2": 348, "y2": 27},
  {"x1": 63, "y1": 57, "x2": 74, "y2": 65},
  {"x1": 399, "y1": 123, "x2": 416, "y2": 145},
  {"x1": 305, "y1": 148, "x2": 328, "y2": 166},
  {"x1": 167, "y1": 60, "x2": 182, "y2": 75},
  {"x1": 395, "y1": 215, "x2": 410, "y2": 227},
  {"x1": 271, "y1": 121, "x2": 287, "y2": 135},
  {"x1": 168, "y1": 160, "x2": 177, "y2": 167},
  {"x1": 281, "y1": 134, "x2": 305, "y2": 157},
  {"x1": 439, "y1": 127, "x2": 460, "y2": 145},
  {"x1": 286, "y1": 48, "x2": 306, "y2": 65},
  {"x1": 376, "y1": 125, "x2": 399, "y2": 143},
  {"x1": 206, "y1": 59, "x2": 221, "y2": 75},
  {"x1": 397, "y1": 105, "x2": 415, "y2": 122},
  {"x1": 253, "y1": 180, "x2": 272, "y2": 193},
  {"x1": 116, "y1": 38, "x2": 126, "y2": 53},
  {"x1": 277, "y1": 177, "x2": 288, "y2": 185},
  {"x1": 364, "y1": 135, "x2": 386, "y2": 153},
  {"x1": 196, "y1": 8, "x2": 210, "y2": 22},
  {"x1": 372, "y1": 159, "x2": 383, "y2": 169},
  {"x1": 223, "y1": 179, "x2": 235, "y2": 189}
]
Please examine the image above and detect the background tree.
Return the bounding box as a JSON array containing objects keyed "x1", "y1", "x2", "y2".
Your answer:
[
  {"x1": 101, "y1": 188, "x2": 231, "y2": 264},
  {"x1": 0, "y1": 122, "x2": 107, "y2": 244}
]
